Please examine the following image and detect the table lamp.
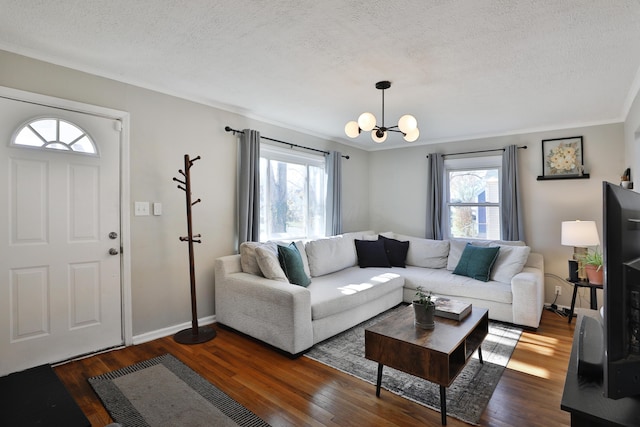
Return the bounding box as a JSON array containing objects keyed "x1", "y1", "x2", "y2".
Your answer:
[{"x1": 561, "y1": 220, "x2": 600, "y2": 280}]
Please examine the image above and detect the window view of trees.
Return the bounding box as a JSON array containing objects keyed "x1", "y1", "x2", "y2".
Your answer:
[
  {"x1": 447, "y1": 168, "x2": 500, "y2": 239},
  {"x1": 259, "y1": 148, "x2": 325, "y2": 241}
]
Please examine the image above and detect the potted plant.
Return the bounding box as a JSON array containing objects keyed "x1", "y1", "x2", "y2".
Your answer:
[
  {"x1": 582, "y1": 248, "x2": 603, "y2": 285},
  {"x1": 413, "y1": 286, "x2": 436, "y2": 329}
]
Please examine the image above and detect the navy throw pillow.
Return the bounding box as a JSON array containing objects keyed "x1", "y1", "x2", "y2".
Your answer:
[
  {"x1": 378, "y1": 235, "x2": 410, "y2": 267},
  {"x1": 354, "y1": 239, "x2": 391, "y2": 268}
]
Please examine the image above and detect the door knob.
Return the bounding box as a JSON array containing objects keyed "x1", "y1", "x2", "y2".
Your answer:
[
  {"x1": 109, "y1": 248, "x2": 119, "y2": 255},
  {"x1": 109, "y1": 232, "x2": 118, "y2": 239}
]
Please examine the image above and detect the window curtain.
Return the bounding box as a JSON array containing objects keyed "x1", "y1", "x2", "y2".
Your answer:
[
  {"x1": 425, "y1": 153, "x2": 445, "y2": 240},
  {"x1": 501, "y1": 145, "x2": 524, "y2": 241},
  {"x1": 325, "y1": 150, "x2": 342, "y2": 236},
  {"x1": 237, "y1": 128, "x2": 260, "y2": 245}
]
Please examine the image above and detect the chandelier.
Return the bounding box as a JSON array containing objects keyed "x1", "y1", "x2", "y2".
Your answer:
[{"x1": 344, "y1": 81, "x2": 419, "y2": 143}]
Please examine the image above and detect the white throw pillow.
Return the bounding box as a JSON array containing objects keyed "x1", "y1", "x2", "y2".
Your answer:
[
  {"x1": 294, "y1": 240, "x2": 312, "y2": 277},
  {"x1": 305, "y1": 235, "x2": 357, "y2": 277},
  {"x1": 239, "y1": 242, "x2": 262, "y2": 275},
  {"x1": 255, "y1": 245, "x2": 288, "y2": 282},
  {"x1": 490, "y1": 244, "x2": 531, "y2": 283},
  {"x1": 393, "y1": 233, "x2": 450, "y2": 269},
  {"x1": 240, "y1": 241, "x2": 280, "y2": 276}
]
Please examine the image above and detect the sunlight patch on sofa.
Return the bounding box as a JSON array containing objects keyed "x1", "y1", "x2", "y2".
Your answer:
[
  {"x1": 338, "y1": 283, "x2": 373, "y2": 295},
  {"x1": 337, "y1": 273, "x2": 401, "y2": 295}
]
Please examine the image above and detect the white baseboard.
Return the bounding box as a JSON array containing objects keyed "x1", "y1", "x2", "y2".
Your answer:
[{"x1": 132, "y1": 315, "x2": 217, "y2": 345}]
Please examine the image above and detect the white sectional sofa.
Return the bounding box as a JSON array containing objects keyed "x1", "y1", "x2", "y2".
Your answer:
[{"x1": 214, "y1": 231, "x2": 544, "y2": 355}]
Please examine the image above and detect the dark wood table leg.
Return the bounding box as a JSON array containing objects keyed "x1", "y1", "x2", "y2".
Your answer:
[
  {"x1": 376, "y1": 363, "x2": 383, "y2": 397},
  {"x1": 590, "y1": 286, "x2": 598, "y2": 310},
  {"x1": 478, "y1": 346, "x2": 483, "y2": 364},
  {"x1": 568, "y1": 283, "x2": 579, "y2": 324},
  {"x1": 440, "y1": 385, "x2": 447, "y2": 425}
]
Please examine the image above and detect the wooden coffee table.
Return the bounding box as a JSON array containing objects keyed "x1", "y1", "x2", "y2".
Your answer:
[{"x1": 365, "y1": 305, "x2": 489, "y2": 425}]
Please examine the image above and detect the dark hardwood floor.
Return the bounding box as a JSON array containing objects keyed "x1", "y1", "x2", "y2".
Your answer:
[{"x1": 55, "y1": 309, "x2": 575, "y2": 426}]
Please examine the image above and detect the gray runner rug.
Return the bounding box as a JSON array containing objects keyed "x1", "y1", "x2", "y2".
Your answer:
[
  {"x1": 304, "y1": 305, "x2": 522, "y2": 425},
  {"x1": 88, "y1": 353, "x2": 271, "y2": 427}
]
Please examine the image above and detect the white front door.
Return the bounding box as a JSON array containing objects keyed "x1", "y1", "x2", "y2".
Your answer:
[{"x1": 0, "y1": 96, "x2": 123, "y2": 376}]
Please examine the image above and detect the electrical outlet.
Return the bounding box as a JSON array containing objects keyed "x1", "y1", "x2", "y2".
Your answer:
[{"x1": 555, "y1": 285, "x2": 562, "y2": 296}]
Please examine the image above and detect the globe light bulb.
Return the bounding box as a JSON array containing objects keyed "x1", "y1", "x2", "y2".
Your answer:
[
  {"x1": 398, "y1": 114, "x2": 417, "y2": 133},
  {"x1": 344, "y1": 121, "x2": 360, "y2": 138},
  {"x1": 403, "y1": 127, "x2": 420, "y2": 142},
  {"x1": 371, "y1": 129, "x2": 387, "y2": 143},
  {"x1": 358, "y1": 112, "x2": 376, "y2": 131}
]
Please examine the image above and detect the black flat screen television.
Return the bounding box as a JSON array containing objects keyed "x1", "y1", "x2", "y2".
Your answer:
[{"x1": 602, "y1": 181, "x2": 640, "y2": 399}]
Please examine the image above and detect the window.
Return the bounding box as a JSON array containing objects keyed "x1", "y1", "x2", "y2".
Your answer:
[
  {"x1": 259, "y1": 144, "x2": 326, "y2": 241},
  {"x1": 445, "y1": 156, "x2": 501, "y2": 240},
  {"x1": 12, "y1": 118, "x2": 97, "y2": 155}
]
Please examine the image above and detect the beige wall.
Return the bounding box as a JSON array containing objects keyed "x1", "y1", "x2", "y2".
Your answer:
[
  {"x1": 370, "y1": 123, "x2": 625, "y2": 309},
  {"x1": 0, "y1": 50, "x2": 368, "y2": 336}
]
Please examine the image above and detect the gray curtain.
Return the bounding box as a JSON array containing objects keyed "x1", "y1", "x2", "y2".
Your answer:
[
  {"x1": 501, "y1": 145, "x2": 524, "y2": 241},
  {"x1": 325, "y1": 150, "x2": 342, "y2": 236},
  {"x1": 237, "y1": 129, "x2": 260, "y2": 245},
  {"x1": 425, "y1": 153, "x2": 445, "y2": 240}
]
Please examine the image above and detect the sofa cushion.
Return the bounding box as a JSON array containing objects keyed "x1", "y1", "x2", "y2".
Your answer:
[
  {"x1": 391, "y1": 233, "x2": 449, "y2": 268},
  {"x1": 355, "y1": 239, "x2": 391, "y2": 268},
  {"x1": 490, "y1": 244, "x2": 531, "y2": 283},
  {"x1": 278, "y1": 243, "x2": 312, "y2": 287},
  {"x1": 255, "y1": 245, "x2": 288, "y2": 282},
  {"x1": 453, "y1": 243, "x2": 500, "y2": 282},
  {"x1": 378, "y1": 235, "x2": 410, "y2": 267},
  {"x1": 305, "y1": 235, "x2": 358, "y2": 277},
  {"x1": 400, "y1": 266, "x2": 513, "y2": 304},
  {"x1": 308, "y1": 267, "x2": 404, "y2": 320}
]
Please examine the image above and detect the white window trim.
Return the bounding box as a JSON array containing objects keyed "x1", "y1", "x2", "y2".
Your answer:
[
  {"x1": 260, "y1": 143, "x2": 324, "y2": 167},
  {"x1": 443, "y1": 155, "x2": 502, "y2": 240},
  {"x1": 259, "y1": 143, "x2": 326, "y2": 241}
]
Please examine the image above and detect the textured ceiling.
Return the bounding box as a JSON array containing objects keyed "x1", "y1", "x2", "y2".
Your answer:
[{"x1": 1, "y1": 1, "x2": 640, "y2": 150}]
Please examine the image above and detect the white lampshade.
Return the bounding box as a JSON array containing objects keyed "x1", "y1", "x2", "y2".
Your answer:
[
  {"x1": 371, "y1": 130, "x2": 387, "y2": 143},
  {"x1": 561, "y1": 220, "x2": 600, "y2": 247},
  {"x1": 344, "y1": 121, "x2": 360, "y2": 138},
  {"x1": 403, "y1": 127, "x2": 420, "y2": 142},
  {"x1": 358, "y1": 112, "x2": 376, "y2": 131},
  {"x1": 398, "y1": 114, "x2": 417, "y2": 133}
]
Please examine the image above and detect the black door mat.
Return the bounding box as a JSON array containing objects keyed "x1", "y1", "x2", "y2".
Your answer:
[{"x1": 0, "y1": 364, "x2": 90, "y2": 427}]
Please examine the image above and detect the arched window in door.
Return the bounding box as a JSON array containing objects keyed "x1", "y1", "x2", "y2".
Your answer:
[{"x1": 11, "y1": 118, "x2": 97, "y2": 155}]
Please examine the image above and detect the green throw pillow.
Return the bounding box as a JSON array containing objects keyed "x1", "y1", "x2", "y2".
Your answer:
[
  {"x1": 453, "y1": 243, "x2": 500, "y2": 282},
  {"x1": 278, "y1": 242, "x2": 312, "y2": 287}
]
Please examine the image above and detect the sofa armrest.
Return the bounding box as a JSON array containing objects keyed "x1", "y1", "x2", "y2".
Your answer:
[
  {"x1": 214, "y1": 255, "x2": 313, "y2": 354},
  {"x1": 510, "y1": 252, "x2": 545, "y2": 328}
]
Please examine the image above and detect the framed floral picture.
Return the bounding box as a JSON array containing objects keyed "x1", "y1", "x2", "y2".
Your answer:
[{"x1": 541, "y1": 136, "x2": 584, "y2": 178}]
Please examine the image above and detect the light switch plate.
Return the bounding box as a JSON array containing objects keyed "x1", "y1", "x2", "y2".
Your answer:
[
  {"x1": 153, "y1": 202, "x2": 162, "y2": 216},
  {"x1": 134, "y1": 201, "x2": 150, "y2": 216}
]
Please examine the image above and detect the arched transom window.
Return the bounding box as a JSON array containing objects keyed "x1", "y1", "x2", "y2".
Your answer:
[{"x1": 12, "y1": 118, "x2": 97, "y2": 155}]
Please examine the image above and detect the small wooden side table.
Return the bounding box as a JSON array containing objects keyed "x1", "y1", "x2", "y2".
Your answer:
[{"x1": 566, "y1": 279, "x2": 603, "y2": 324}]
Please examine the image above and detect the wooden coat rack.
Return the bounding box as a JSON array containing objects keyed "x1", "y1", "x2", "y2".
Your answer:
[{"x1": 172, "y1": 154, "x2": 216, "y2": 344}]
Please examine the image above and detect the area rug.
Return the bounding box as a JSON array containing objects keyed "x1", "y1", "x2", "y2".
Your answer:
[
  {"x1": 304, "y1": 306, "x2": 522, "y2": 425},
  {"x1": 88, "y1": 353, "x2": 271, "y2": 427}
]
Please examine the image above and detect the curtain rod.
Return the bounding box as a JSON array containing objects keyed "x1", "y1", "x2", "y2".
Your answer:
[
  {"x1": 426, "y1": 145, "x2": 527, "y2": 158},
  {"x1": 225, "y1": 126, "x2": 350, "y2": 159}
]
